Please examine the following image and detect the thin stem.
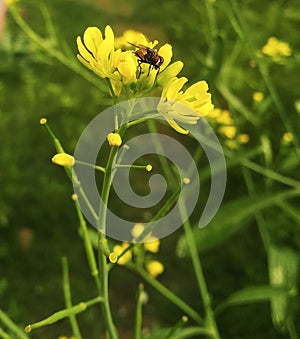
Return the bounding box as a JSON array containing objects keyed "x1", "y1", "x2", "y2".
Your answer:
[
  {"x1": 62, "y1": 257, "x2": 82, "y2": 339},
  {"x1": 9, "y1": 4, "x2": 105, "y2": 90},
  {"x1": 182, "y1": 215, "x2": 220, "y2": 339},
  {"x1": 0, "y1": 310, "x2": 29, "y2": 339},
  {"x1": 134, "y1": 284, "x2": 144, "y2": 339}
]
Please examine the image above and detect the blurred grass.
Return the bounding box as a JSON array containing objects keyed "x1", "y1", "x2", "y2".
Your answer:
[{"x1": 0, "y1": 0, "x2": 299, "y2": 338}]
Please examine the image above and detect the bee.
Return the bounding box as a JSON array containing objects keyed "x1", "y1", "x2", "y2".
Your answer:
[{"x1": 128, "y1": 42, "x2": 164, "y2": 80}]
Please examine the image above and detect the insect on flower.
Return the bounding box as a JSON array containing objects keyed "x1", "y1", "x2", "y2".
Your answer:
[{"x1": 128, "y1": 42, "x2": 164, "y2": 80}]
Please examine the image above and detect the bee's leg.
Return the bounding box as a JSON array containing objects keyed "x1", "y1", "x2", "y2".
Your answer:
[
  {"x1": 154, "y1": 68, "x2": 160, "y2": 82},
  {"x1": 137, "y1": 60, "x2": 143, "y2": 78},
  {"x1": 147, "y1": 65, "x2": 152, "y2": 77}
]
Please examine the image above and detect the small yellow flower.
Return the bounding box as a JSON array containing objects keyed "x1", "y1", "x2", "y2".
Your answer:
[
  {"x1": 71, "y1": 193, "x2": 78, "y2": 201},
  {"x1": 113, "y1": 242, "x2": 132, "y2": 265},
  {"x1": 146, "y1": 260, "x2": 164, "y2": 277},
  {"x1": 252, "y1": 91, "x2": 264, "y2": 102},
  {"x1": 144, "y1": 239, "x2": 160, "y2": 253},
  {"x1": 146, "y1": 164, "x2": 152, "y2": 172},
  {"x1": 282, "y1": 132, "x2": 293, "y2": 144},
  {"x1": 157, "y1": 77, "x2": 214, "y2": 134},
  {"x1": 107, "y1": 132, "x2": 122, "y2": 146},
  {"x1": 218, "y1": 125, "x2": 237, "y2": 139},
  {"x1": 261, "y1": 37, "x2": 292, "y2": 63},
  {"x1": 114, "y1": 29, "x2": 154, "y2": 50},
  {"x1": 238, "y1": 134, "x2": 250, "y2": 144},
  {"x1": 51, "y1": 153, "x2": 75, "y2": 167},
  {"x1": 183, "y1": 177, "x2": 190, "y2": 184},
  {"x1": 39, "y1": 118, "x2": 47, "y2": 125},
  {"x1": 216, "y1": 110, "x2": 233, "y2": 125}
]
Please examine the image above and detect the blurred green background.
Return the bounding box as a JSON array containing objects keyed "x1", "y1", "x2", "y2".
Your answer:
[{"x1": 0, "y1": 0, "x2": 299, "y2": 338}]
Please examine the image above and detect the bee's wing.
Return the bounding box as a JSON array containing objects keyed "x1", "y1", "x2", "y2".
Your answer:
[{"x1": 127, "y1": 42, "x2": 148, "y2": 50}]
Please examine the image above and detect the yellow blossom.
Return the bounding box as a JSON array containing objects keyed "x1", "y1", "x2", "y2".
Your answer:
[
  {"x1": 238, "y1": 134, "x2": 250, "y2": 144},
  {"x1": 216, "y1": 110, "x2": 233, "y2": 125},
  {"x1": 146, "y1": 164, "x2": 152, "y2": 172},
  {"x1": 282, "y1": 132, "x2": 293, "y2": 144},
  {"x1": 114, "y1": 29, "x2": 156, "y2": 50},
  {"x1": 131, "y1": 223, "x2": 160, "y2": 252},
  {"x1": 71, "y1": 194, "x2": 78, "y2": 201},
  {"x1": 107, "y1": 132, "x2": 122, "y2": 146},
  {"x1": 146, "y1": 260, "x2": 164, "y2": 277},
  {"x1": 261, "y1": 37, "x2": 292, "y2": 63},
  {"x1": 144, "y1": 239, "x2": 160, "y2": 253},
  {"x1": 77, "y1": 26, "x2": 116, "y2": 79},
  {"x1": 51, "y1": 153, "x2": 75, "y2": 167},
  {"x1": 113, "y1": 242, "x2": 132, "y2": 265},
  {"x1": 39, "y1": 118, "x2": 47, "y2": 125},
  {"x1": 157, "y1": 77, "x2": 214, "y2": 134},
  {"x1": 183, "y1": 177, "x2": 190, "y2": 184},
  {"x1": 218, "y1": 125, "x2": 237, "y2": 139},
  {"x1": 253, "y1": 91, "x2": 264, "y2": 102}
]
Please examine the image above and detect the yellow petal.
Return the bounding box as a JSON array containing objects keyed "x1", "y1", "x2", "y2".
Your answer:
[
  {"x1": 76, "y1": 36, "x2": 93, "y2": 62},
  {"x1": 157, "y1": 61, "x2": 184, "y2": 87},
  {"x1": 163, "y1": 77, "x2": 188, "y2": 100},
  {"x1": 166, "y1": 118, "x2": 189, "y2": 134},
  {"x1": 83, "y1": 27, "x2": 103, "y2": 57},
  {"x1": 158, "y1": 43, "x2": 172, "y2": 71}
]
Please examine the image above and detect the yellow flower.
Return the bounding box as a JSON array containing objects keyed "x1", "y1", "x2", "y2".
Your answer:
[
  {"x1": 144, "y1": 239, "x2": 160, "y2": 253},
  {"x1": 51, "y1": 153, "x2": 75, "y2": 167},
  {"x1": 216, "y1": 110, "x2": 233, "y2": 125},
  {"x1": 252, "y1": 91, "x2": 264, "y2": 102},
  {"x1": 131, "y1": 223, "x2": 160, "y2": 252},
  {"x1": 39, "y1": 118, "x2": 47, "y2": 125},
  {"x1": 146, "y1": 260, "x2": 164, "y2": 277},
  {"x1": 261, "y1": 37, "x2": 292, "y2": 63},
  {"x1": 107, "y1": 132, "x2": 122, "y2": 146},
  {"x1": 238, "y1": 134, "x2": 250, "y2": 144},
  {"x1": 282, "y1": 132, "x2": 293, "y2": 144},
  {"x1": 114, "y1": 29, "x2": 155, "y2": 50},
  {"x1": 146, "y1": 164, "x2": 152, "y2": 172},
  {"x1": 113, "y1": 242, "x2": 132, "y2": 265},
  {"x1": 157, "y1": 77, "x2": 214, "y2": 134},
  {"x1": 77, "y1": 26, "x2": 116, "y2": 79},
  {"x1": 219, "y1": 125, "x2": 237, "y2": 139}
]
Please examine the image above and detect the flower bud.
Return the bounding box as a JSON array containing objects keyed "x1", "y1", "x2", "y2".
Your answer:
[{"x1": 51, "y1": 153, "x2": 75, "y2": 167}]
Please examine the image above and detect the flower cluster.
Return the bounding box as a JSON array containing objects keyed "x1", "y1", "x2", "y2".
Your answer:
[
  {"x1": 77, "y1": 25, "x2": 214, "y2": 134},
  {"x1": 207, "y1": 108, "x2": 249, "y2": 149},
  {"x1": 112, "y1": 223, "x2": 164, "y2": 278},
  {"x1": 261, "y1": 36, "x2": 292, "y2": 64}
]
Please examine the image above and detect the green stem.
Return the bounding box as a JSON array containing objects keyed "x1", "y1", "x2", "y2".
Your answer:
[
  {"x1": 97, "y1": 146, "x2": 119, "y2": 339},
  {"x1": 134, "y1": 284, "x2": 144, "y2": 339},
  {"x1": 9, "y1": 4, "x2": 104, "y2": 90},
  {"x1": 62, "y1": 257, "x2": 82, "y2": 339},
  {"x1": 182, "y1": 216, "x2": 220, "y2": 339},
  {"x1": 73, "y1": 198, "x2": 100, "y2": 290},
  {"x1": 25, "y1": 297, "x2": 102, "y2": 332},
  {"x1": 0, "y1": 310, "x2": 29, "y2": 339}
]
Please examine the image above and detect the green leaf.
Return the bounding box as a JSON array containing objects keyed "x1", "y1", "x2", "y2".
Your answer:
[
  {"x1": 176, "y1": 189, "x2": 300, "y2": 256},
  {"x1": 268, "y1": 246, "x2": 299, "y2": 332},
  {"x1": 215, "y1": 285, "x2": 289, "y2": 314}
]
